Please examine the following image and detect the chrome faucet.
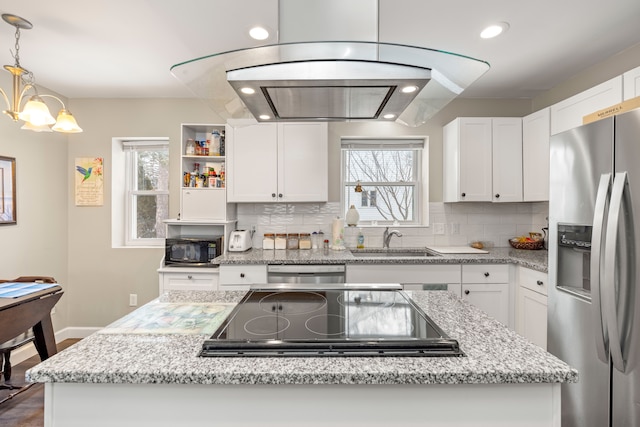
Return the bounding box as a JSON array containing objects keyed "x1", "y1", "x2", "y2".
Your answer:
[{"x1": 383, "y1": 227, "x2": 403, "y2": 248}]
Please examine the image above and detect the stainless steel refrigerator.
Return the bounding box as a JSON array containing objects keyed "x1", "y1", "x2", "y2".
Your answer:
[{"x1": 548, "y1": 108, "x2": 640, "y2": 427}]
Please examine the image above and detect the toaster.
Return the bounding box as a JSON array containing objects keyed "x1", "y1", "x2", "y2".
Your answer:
[{"x1": 228, "y1": 230, "x2": 253, "y2": 252}]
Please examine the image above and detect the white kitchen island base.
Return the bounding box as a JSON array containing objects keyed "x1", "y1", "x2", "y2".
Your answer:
[{"x1": 45, "y1": 382, "x2": 560, "y2": 427}]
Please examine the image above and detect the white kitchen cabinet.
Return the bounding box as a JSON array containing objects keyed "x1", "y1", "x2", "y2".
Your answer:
[
  {"x1": 158, "y1": 268, "x2": 218, "y2": 294},
  {"x1": 623, "y1": 65, "x2": 640, "y2": 100},
  {"x1": 492, "y1": 118, "x2": 523, "y2": 202},
  {"x1": 218, "y1": 264, "x2": 267, "y2": 291},
  {"x1": 516, "y1": 267, "x2": 548, "y2": 350},
  {"x1": 443, "y1": 117, "x2": 522, "y2": 203},
  {"x1": 346, "y1": 264, "x2": 462, "y2": 297},
  {"x1": 226, "y1": 121, "x2": 328, "y2": 203},
  {"x1": 550, "y1": 76, "x2": 623, "y2": 135},
  {"x1": 181, "y1": 188, "x2": 233, "y2": 221},
  {"x1": 461, "y1": 264, "x2": 511, "y2": 326},
  {"x1": 522, "y1": 108, "x2": 550, "y2": 201},
  {"x1": 179, "y1": 123, "x2": 236, "y2": 222}
]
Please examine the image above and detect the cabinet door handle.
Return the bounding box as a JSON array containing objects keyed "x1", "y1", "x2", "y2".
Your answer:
[
  {"x1": 187, "y1": 275, "x2": 192, "y2": 279},
  {"x1": 484, "y1": 272, "x2": 490, "y2": 277},
  {"x1": 461, "y1": 192, "x2": 466, "y2": 197},
  {"x1": 278, "y1": 193, "x2": 283, "y2": 198},
  {"x1": 272, "y1": 193, "x2": 276, "y2": 198},
  {"x1": 536, "y1": 280, "x2": 544, "y2": 286},
  {"x1": 464, "y1": 289, "x2": 470, "y2": 295},
  {"x1": 495, "y1": 194, "x2": 500, "y2": 199},
  {"x1": 240, "y1": 273, "x2": 245, "y2": 278}
]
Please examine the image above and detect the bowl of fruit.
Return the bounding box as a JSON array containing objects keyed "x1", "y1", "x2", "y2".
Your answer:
[{"x1": 509, "y1": 233, "x2": 545, "y2": 250}]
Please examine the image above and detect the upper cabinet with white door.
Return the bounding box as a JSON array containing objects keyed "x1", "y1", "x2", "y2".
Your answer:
[
  {"x1": 550, "y1": 76, "x2": 623, "y2": 135},
  {"x1": 623, "y1": 65, "x2": 640, "y2": 100},
  {"x1": 522, "y1": 108, "x2": 550, "y2": 201},
  {"x1": 443, "y1": 117, "x2": 522, "y2": 203},
  {"x1": 226, "y1": 121, "x2": 328, "y2": 203}
]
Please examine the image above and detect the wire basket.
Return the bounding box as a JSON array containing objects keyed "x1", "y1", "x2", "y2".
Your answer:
[{"x1": 509, "y1": 238, "x2": 544, "y2": 250}]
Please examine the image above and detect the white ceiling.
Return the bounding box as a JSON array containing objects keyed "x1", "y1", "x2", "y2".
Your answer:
[{"x1": 2, "y1": 0, "x2": 640, "y2": 101}]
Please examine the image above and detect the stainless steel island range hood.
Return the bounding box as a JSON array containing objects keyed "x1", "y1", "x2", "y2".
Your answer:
[{"x1": 170, "y1": 1, "x2": 489, "y2": 127}]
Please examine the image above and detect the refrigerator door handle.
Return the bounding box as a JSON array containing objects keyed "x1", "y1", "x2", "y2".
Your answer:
[
  {"x1": 591, "y1": 173, "x2": 612, "y2": 363},
  {"x1": 603, "y1": 172, "x2": 636, "y2": 373}
]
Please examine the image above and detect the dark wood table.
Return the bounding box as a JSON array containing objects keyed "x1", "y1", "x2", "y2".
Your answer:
[{"x1": 0, "y1": 285, "x2": 63, "y2": 361}]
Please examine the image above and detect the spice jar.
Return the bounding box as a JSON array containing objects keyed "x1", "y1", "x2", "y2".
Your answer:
[
  {"x1": 275, "y1": 233, "x2": 287, "y2": 250},
  {"x1": 299, "y1": 233, "x2": 312, "y2": 250},
  {"x1": 185, "y1": 139, "x2": 196, "y2": 155},
  {"x1": 287, "y1": 233, "x2": 299, "y2": 250},
  {"x1": 262, "y1": 233, "x2": 275, "y2": 250}
]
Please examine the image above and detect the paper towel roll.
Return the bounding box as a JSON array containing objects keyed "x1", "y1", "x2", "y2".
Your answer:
[{"x1": 331, "y1": 217, "x2": 345, "y2": 250}]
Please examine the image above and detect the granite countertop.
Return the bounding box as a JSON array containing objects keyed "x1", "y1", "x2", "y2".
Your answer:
[
  {"x1": 27, "y1": 289, "x2": 575, "y2": 386},
  {"x1": 215, "y1": 247, "x2": 549, "y2": 272}
]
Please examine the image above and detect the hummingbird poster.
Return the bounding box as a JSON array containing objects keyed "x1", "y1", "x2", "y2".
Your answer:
[{"x1": 75, "y1": 157, "x2": 104, "y2": 206}]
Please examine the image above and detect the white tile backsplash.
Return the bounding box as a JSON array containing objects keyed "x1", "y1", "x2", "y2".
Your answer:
[{"x1": 236, "y1": 201, "x2": 549, "y2": 249}]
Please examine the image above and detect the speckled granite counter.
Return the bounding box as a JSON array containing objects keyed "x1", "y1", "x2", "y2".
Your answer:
[
  {"x1": 214, "y1": 247, "x2": 548, "y2": 272},
  {"x1": 27, "y1": 289, "x2": 572, "y2": 385},
  {"x1": 27, "y1": 289, "x2": 574, "y2": 427}
]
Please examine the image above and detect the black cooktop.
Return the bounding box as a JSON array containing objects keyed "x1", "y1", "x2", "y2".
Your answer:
[{"x1": 200, "y1": 287, "x2": 463, "y2": 357}]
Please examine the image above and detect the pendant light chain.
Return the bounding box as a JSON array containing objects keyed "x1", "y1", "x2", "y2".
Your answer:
[{"x1": 11, "y1": 25, "x2": 21, "y2": 68}]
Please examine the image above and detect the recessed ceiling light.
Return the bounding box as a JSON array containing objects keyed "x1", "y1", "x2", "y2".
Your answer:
[
  {"x1": 480, "y1": 22, "x2": 510, "y2": 39},
  {"x1": 259, "y1": 114, "x2": 271, "y2": 120},
  {"x1": 249, "y1": 26, "x2": 269, "y2": 40},
  {"x1": 383, "y1": 113, "x2": 396, "y2": 119},
  {"x1": 240, "y1": 87, "x2": 256, "y2": 95},
  {"x1": 401, "y1": 85, "x2": 418, "y2": 94}
]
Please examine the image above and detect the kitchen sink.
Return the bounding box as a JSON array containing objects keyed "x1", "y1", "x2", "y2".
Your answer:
[{"x1": 350, "y1": 248, "x2": 440, "y2": 258}]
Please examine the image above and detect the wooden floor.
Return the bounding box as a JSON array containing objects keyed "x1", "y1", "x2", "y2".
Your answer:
[{"x1": 0, "y1": 339, "x2": 80, "y2": 427}]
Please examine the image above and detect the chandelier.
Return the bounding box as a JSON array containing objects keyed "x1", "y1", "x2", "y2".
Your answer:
[{"x1": 0, "y1": 13, "x2": 82, "y2": 133}]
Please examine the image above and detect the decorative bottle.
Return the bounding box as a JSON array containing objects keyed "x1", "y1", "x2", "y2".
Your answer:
[{"x1": 345, "y1": 205, "x2": 360, "y2": 227}]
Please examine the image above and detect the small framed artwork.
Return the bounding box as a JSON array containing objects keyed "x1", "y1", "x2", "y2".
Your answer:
[{"x1": 0, "y1": 155, "x2": 16, "y2": 225}]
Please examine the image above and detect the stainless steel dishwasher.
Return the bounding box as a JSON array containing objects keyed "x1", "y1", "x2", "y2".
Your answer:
[{"x1": 267, "y1": 264, "x2": 346, "y2": 284}]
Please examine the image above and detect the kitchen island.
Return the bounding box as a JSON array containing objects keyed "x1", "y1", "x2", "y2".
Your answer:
[{"x1": 27, "y1": 289, "x2": 575, "y2": 427}]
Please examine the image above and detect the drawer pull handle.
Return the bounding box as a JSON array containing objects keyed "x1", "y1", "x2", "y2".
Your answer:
[
  {"x1": 484, "y1": 272, "x2": 490, "y2": 277},
  {"x1": 537, "y1": 280, "x2": 544, "y2": 286},
  {"x1": 464, "y1": 290, "x2": 470, "y2": 295},
  {"x1": 240, "y1": 273, "x2": 245, "y2": 278},
  {"x1": 187, "y1": 275, "x2": 192, "y2": 279}
]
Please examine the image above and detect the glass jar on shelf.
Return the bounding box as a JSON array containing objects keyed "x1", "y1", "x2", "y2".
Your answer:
[{"x1": 185, "y1": 139, "x2": 196, "y2": 155}]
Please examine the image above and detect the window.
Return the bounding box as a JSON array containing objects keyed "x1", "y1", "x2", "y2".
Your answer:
[
  {"x1": 112, "y1": 139, "x2": 170, "y2": 247},
  {"x1": 342, "y1": 138, "x2": 425, "y2": 225}
]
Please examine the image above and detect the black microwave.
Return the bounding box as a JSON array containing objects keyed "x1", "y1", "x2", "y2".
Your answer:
[{"x1": 165, "y1": 237, "x2": 223, "y2": 267}]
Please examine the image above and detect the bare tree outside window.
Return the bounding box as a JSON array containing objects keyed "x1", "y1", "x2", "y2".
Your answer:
[
  {"x1": 343, "y1": 148, "x2": 419, "y2": 223},
  {"x1": 134, "y1": 148, "x2": 170, "y2": 238}
]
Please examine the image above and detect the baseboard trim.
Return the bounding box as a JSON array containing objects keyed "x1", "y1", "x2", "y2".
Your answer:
[{"x1": 11, "y1": 326, "x2": 101, "y2": 365}]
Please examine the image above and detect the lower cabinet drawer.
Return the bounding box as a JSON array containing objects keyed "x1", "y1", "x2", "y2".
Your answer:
[
  {"x1": 161, "y1": 272, "x2": 217, "y2": 291},
  {"x1": 219, "y1": 265, "x2": 267, "y2": 286},
  {"x1": 462, "y1": 264, "x2": 509, "y2": 284},
  {"x1": 518, "y1": 267, "x2": 548, "y2": 296}
]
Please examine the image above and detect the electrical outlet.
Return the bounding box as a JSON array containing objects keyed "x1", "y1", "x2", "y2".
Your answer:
[
  {"x1": 450, "y1": 223, "x2": 460, "y2": 235},
  {"x1": 433, "y1": 223, "x2": 445, "y2": 235},
  {"x1": 129, "y1": 294, "x2": 138, "y2": 307}
]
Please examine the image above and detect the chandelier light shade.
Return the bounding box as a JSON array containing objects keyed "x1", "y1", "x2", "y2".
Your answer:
[{"x1": 0, "y1": 13, "x2": 83, "y2": 133}]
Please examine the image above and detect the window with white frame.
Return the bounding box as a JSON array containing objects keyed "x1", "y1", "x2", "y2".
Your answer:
[
  {"x1": 115, "y1": 139, "x2": 170, "y2": 246},
  {"x1": 342, "y1": 138, "x2": 424, "y2": 225}
]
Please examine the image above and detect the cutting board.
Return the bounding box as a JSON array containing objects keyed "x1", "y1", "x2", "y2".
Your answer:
[{"x1": 429, "y1": 246, "x2": 489, "y2": 254}]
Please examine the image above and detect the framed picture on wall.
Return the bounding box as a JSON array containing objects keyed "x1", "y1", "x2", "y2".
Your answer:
[{"x1": 0, "y1": 156, "x2": 16, "y2": 225}]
